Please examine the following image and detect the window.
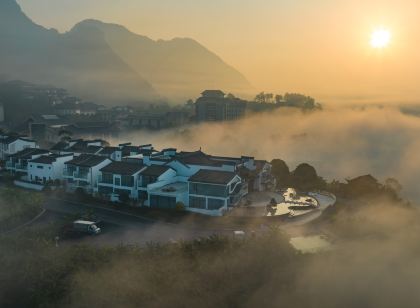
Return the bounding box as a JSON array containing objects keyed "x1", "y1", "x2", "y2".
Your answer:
[
  {"x1": 102, "y1": 173, "x2": 113, "y2": 184},
  {"x1": 121, "y1": 175, "x2": 134, "y2": 187},
  {"x1": 79, "y1": 167, "x2": 89, "y2": 175},
  {"x1": 150, "y1": 195, "x2": 176, "y2": 209},
  {"x1": 115, "y1": 177, "x2": 121, "y2": 186},
  {"x1": 37, "y1": 165, "x2": 44, "y2": 169},
  {"x1": 189, "y1": 183, "x2": 227, "y2": 197},
  {"x1": 189, "y1": 196, "x2": 206, "y2": 209},
  {"x1": 208, "y1": 198, "x2": 225, "y2": 210}
]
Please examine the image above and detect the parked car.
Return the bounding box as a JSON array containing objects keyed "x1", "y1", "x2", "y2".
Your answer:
[
  {"x1": 72, "y1": 220, "x2": 101, "y2": 235},
  {"x1": 62, "y1": 220, "x2": 101, "y2": 238},
  {"x1": 233, "y1": 230, "x2": 246, "y2": 239}
]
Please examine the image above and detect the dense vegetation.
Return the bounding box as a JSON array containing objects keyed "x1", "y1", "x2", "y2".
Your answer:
[
  {"x1": 253, "y1": 92, "x2": 322, "y2": 110},
  {"x1": 0, "y1": 188, "x2": 44, "y2": 232},
  {"x1": 270, "y1": 159, "x2": 327, "y2": 191},
  {"x1": 0, "y1": 228, "x2": 301, "y2": 308}
]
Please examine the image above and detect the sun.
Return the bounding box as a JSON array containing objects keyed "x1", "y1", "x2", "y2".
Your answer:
[{"x1": 370, "y1": 28, "x2": 391, "y2": 49}]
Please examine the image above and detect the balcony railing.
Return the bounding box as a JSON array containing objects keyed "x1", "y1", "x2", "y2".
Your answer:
[
  {"x1": 15, "y1": 164, "x2": 28, "y2": 171},
  {"x1": 63, "y1": 169, "x2": 75, "y2": 177},
  {"x1": 99, "y1": 179, "x2": 114, "y2": 185},
  {"x1": 74, "y1": 172, "x2": 89, "y2": 180}
]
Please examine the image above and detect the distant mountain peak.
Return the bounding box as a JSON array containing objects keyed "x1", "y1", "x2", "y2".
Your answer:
[
  {"x1": 0, "y1": 0, "x2": 55, "y2": 35},
  {"x1": 0, "y1": 1, "x2": 252, "y2": 104}
]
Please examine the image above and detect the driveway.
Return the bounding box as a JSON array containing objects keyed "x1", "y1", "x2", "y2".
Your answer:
[{"x1": 40, "y1": 198, "x2": 231, "y2": 246}]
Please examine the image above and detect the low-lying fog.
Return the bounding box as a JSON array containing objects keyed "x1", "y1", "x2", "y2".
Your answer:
[{"x1": 113, "y1": 106, "x2": 420, "y2": 202}]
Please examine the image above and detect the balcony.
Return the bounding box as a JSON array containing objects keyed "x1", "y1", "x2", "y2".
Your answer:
[
  {"x1": 15, "y1": 164, "x2": 28, "y2": 171},
  {"x1": 74, "y1": 172, "x2": 89, "y2": 180},
  {"x1": 63, "y1": 169, "x2": 75, "y2": 177},
  {"x1": 99, "y1": 179, "x2": 114, "y2": 185}
]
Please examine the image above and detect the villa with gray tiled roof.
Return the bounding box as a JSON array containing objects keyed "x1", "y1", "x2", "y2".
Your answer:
[{"x1": 2, "y1": 136, "x2": 276, "y2": 216}]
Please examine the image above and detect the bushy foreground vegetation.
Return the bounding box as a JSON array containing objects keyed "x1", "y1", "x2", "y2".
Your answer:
[
  {"x1": 1, "y1": 170, "x2": 419, "y2": 307},
  {"x1": 0, "y1": 229, "x2": 302, "y2": 308},
  {"x1": 0, "y1": 188, "x2": 44, "y2": 232},
  {"x1": 1, "y1": 183, "x2": 418, "y2": 308}
]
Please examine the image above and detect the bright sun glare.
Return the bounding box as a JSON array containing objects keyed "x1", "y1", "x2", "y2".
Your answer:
[{"x1": 370, "y1": 28, "x2": 391, "y2": 49}]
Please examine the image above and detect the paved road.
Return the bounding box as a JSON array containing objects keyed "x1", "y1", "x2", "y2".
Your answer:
[
  {"x1": 2, "y1": 182, "x2": 336, "y2": 246},
  {"x1": 43, "y1": 198, "x2": 230, "y2": 246}
]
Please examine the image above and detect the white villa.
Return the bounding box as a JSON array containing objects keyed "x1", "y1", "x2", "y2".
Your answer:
[
  {"x1": 2, "y1": 137, "x2": 276, "y2": 216},
  {"x1": 63, "y1": 154, "x2": 111, "y2": 194},
  {"x1": 97, "y1": 161, "x2": 145, "y2": 201},
  {"x1": 5, "y1": 148, "x2": 50, "y2": 175},
  {"x1": 187, "y1": 169, "x2": 246, "y2": 215},
  {"x1": 28, "y1": 154, "x2": 74, "y2": 184},
  {"x1": 0, "y1": 134, "x2": 37, "y2": 160}
]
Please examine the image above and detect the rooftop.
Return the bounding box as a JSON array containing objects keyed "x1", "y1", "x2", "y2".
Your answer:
[
  {"x1": 201, "y1": 90, "x2": 225, "y2": 98},
  {"x1": 65, "y1": 154, "x2": 108, "y2": 168},
  {"x1": 140, "y1": 165, "x2": 171, "y2": 177},
  {"x1": 121, "y1": 145, "x2": 141, "y2": 156},
  {"x1": 100, "y1": 161, "x2": 144, "y2": 175},
  {"x1": 30, "y1": 154, "x2": 73, "y2": 164},
  {"x1": 189, "y1": 169, "x2": 237, "y2": 185},
  {"x1": 10, "y1": 148, "x2": 49, "y2": 159},
  {"x1": 29, "y1": 155, "x2": 57, "y2": 164},
  {"x1": 176, "y1": 151, "x2": 223, "y2": 167},
  {"x1": 0, "y1": 135, "x2": 35, "y2": 145}
]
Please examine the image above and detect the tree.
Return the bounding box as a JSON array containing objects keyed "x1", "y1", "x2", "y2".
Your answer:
[
  {"x1": 255, "y1": 92, "x2": 266, "y2": 104},
  {"x1": 291, "y1": 163, "x2": 325, "y2": 191},
  {"x1": 255, "y1": 92, "x2": 275, "y2": 104},
  {"x1": 58, "y1": 129, "x2": 73, "y2": 142},
  {"x1": 275, "y1": 95, "x2": 284, "y2": 105},
  {"x1": 270, "y1": 159, "x2": 290, "y2": 188},
  {"x1": 303, "y1": 97, "x2": 315, "y2": 110},
  {"x1": 293, "y1": 163, "x2": 317, "y2": 179},
  {"x1": 264, "y1": 93, "x2": 274, "y2": 104}
]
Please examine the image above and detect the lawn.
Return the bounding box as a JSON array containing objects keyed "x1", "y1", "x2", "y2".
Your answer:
[{"x1": 0, "y1": 188, "x2": 44, "y2": 232}]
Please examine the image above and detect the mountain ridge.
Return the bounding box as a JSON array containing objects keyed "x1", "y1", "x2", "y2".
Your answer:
[{"x1": 1, "y1": 0, "x2": 251, "y2": 105}]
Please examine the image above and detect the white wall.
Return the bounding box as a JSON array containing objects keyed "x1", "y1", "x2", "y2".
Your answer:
[
  {"x1": 89, "y1": 159, "x2": 112, "y2": 187},
  {"x1": 28, "y1": 155, "x2": 73, "y2": 183},
  {"x1": 0, "y1": 139, "x2": 37, "y2": 160},
  {"x1": 28, "y1": 163, "x2": 54, "y2": 182}
]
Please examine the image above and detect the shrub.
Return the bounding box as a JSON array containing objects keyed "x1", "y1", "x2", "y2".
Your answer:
[{"x1": 175, "y1": 202, "x2": 185, "y2": 212}]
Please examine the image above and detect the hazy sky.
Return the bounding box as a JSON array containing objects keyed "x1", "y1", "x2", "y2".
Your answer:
[{"x1": 17, "y1": 0, "x2": 420, "y2": 104}]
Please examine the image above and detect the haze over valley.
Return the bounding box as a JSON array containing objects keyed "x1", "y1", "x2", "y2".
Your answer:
[{"x1": 1, "y1": 1, "x2": 420, "y2": 307}]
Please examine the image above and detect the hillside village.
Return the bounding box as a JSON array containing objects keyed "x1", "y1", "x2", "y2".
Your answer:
[
  {"x1": 0, "y1": 133, "x2": 276, "y2": 216},
  {"x1": 0, "y1": 81, "x2": 321, "y2": 147}
]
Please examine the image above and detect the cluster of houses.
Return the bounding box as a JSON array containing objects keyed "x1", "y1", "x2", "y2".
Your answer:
[{"x1": 0, "y1": 133, "x2": 275, "y2": 216}]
